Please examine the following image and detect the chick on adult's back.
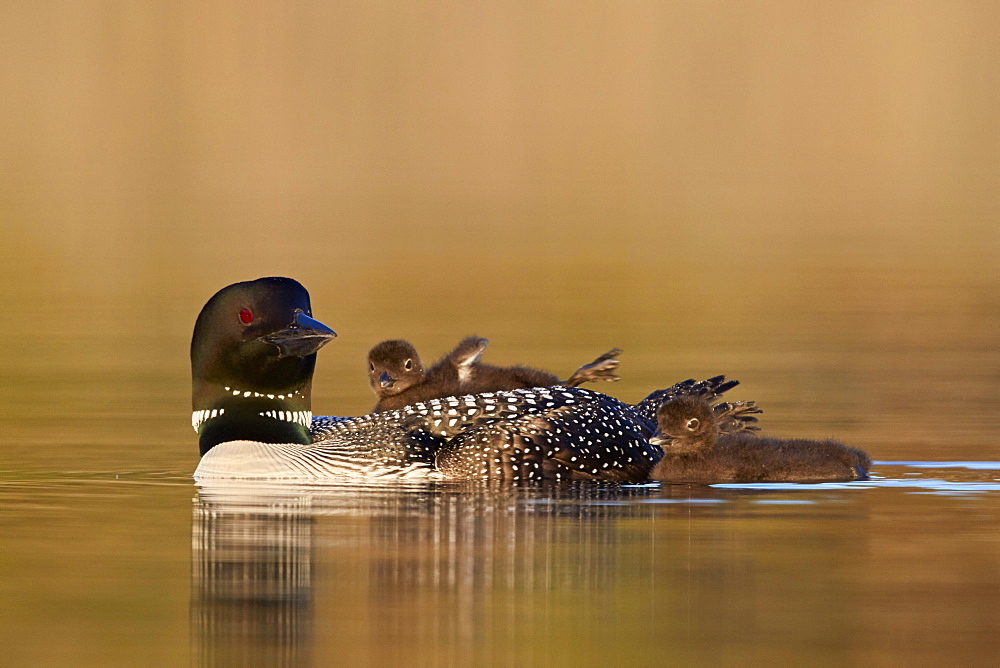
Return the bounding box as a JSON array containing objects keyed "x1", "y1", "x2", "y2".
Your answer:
[
  {"x1": 367, "y1": 336, "x2": 622, "y2": 412},
  {"x1": 191, "y1": 277, "x2": 746, "y2": 483}
]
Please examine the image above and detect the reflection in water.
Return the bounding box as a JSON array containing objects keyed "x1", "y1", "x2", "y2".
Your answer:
[
  {"x1": 191, "y1": 481, "x2": 665, "y2": 664},
  {"x1": 190, "y1": 468, "x2": 1000, "y2": 665},
  {"x1": 191, "y1": 491, "x2": 316, "y2": 666}
]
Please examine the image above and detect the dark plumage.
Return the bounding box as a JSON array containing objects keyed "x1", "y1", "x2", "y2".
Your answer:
[
  {"x1": 190, "y1": 277, "x2": 336, "y2": 456},
  {"x1": 191, "y1": 278, "x2": 752, "y2": 483},
  {"x1": 367, "y1": 336, "x2": 622, "y2": 412},
  {"x1": 649, "y1": 395, "x2": 871, "y2": 483}
]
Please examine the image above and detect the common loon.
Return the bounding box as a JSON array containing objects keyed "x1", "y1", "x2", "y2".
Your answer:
[
  {"x1": 367, "y1": 336, "x2": 622, "y2": 412},
  {"x1": 649, "y1": 395, "x2": 872, "y2": 482},
  {"x1": 192, "y1": 277, "x2": 746, "y2": 481},
  {"x1": 190, "y1": 276, "x2": 336, "y2": 456}
]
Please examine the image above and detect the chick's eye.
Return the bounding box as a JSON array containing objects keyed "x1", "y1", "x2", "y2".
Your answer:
[
  {"x1": 685, "y1": 418, "x2": 700, "y2": 431},
  {"x1": 239, "y1": 308, "x2": 254, "y2": 324},
  {"x1": 404, "y1": 359, "x2": 413, "y2": 371},
  {"x1": 370, "y1": 362, "x2": 375, "y2": 372}
]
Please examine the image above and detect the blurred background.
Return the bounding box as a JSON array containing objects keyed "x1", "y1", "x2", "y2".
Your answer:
[
  {"x1": 1, "y1": 1, "x2": 998, "y2": 470},
  {"x1": 3, "y1": 4, "x2": 1000, "y2": 666}
]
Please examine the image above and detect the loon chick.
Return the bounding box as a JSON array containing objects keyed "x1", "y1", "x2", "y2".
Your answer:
[
  {"x1": 649, "y1": 395, "x2": 871, "y2": 483},
  {"x1": 367, "y1": 336, "x2": 622, "y2": 412},
  {"x1": 191, "y1": 278, "x2": 743, "y2": 481}
]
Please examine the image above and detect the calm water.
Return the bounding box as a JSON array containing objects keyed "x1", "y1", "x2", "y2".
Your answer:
[
  {"x1": 4, "y1": 466, "x2": 1000, "y2": 666},
  {"x1": 3, "y1": 2, "x2": 1000, "y2": 665},
  {"x1": 3, "y1": 256, "x2": 999, "y2": 665}
]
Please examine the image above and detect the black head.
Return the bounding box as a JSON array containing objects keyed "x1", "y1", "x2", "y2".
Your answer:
[
  {"x1": 649, "y1": 395, "x2": 719, "y2": 453},
  {"x1": 367, "y1": 339, "x2": 425, "y2": 397},
  {"x1": 191, "y1": 277, "x2": 336, "y2": 453}
]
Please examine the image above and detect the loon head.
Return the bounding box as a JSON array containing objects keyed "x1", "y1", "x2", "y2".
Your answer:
[
  {"x1": 366, "y1": 339, "x2": 425, "y2": 398},
  {"x1": 649, "y1": 395, "x2": 720, "y2": 455},
  {"x1": 191, "y1": 277, "x2": 336, "y2": 455}
]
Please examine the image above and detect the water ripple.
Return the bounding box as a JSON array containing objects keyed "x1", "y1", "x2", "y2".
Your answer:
[{"x1": 712, "y1": 461, "x2": 1000, "y2": 496}]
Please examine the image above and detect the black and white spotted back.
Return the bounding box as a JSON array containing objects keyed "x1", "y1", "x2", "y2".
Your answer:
[
  {"x1": 305, "y1": 377, "x2": 744, "y2": 482},
  {"x1": 309, "y1": 386, "x2": 660, "y2": 481},
  {"x1": 433, "y1": 391, "x2": 659, "y2": 481}
]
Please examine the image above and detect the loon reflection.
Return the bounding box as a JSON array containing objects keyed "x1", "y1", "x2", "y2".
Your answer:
[
  {"x1": 189, "y1": 480, "x2": 712, "y2": 663},
  {"x1": 190, "y1": 487, "x2": 316, "y2": 666}
]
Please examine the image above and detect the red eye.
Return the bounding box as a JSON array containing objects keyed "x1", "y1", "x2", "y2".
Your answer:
[{"x1": 239, "y1": 308, "x2": 254, "y2": 324}]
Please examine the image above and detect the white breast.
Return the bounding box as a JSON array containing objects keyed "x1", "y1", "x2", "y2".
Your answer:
[{"x1": 193, "y1": 440, "x2": 442, "y2": 480}]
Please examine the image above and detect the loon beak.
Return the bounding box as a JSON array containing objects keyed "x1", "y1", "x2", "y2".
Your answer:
[
  {"x1": 379, "y1": 371, "x2": 396, "y2": 388},
  {"x1": 260, "y1": 312, "x2": 337, "y2": 358}
]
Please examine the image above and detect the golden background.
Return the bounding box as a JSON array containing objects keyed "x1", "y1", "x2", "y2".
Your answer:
[
  {"x1": 2, "y1": 1, "x2": 997, "y2": 460},
  {"x1": 2, "y1": 4, "x2": 1000, "y2": 666}
]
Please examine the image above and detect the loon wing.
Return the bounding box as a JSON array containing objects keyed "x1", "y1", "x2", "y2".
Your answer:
[
  {"x1": 305, "y1": 379, "x2": 742, "y2": 482},
  {"x1": 433, "y1": 393, "x2": 659, "y2": 482},
  {"x1": 631, "y1": 375, "x2": 741, "y2": 425}
]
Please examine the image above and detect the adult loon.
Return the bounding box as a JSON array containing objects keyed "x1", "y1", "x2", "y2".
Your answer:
[
  {"x1": 649, "y1": 395, "x2": 872, "y2": 482},
  {"x1": 192, "y1": 277, "x2": 746, "y2": 481},
  {"x1": 367, "y1": 336, "x2": 622, "y2": 412}
]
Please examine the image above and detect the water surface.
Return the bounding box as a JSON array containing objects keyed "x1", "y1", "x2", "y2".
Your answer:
[
  {"x1": 5, "y1": 464, "x2": 1000, "y2": 666},
  {"x1": 2, "y1": 2, "x2": 999, "y2": 664},
  {"x1": 3, "y1": 224, "x2": 998, "y2": 666}
]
